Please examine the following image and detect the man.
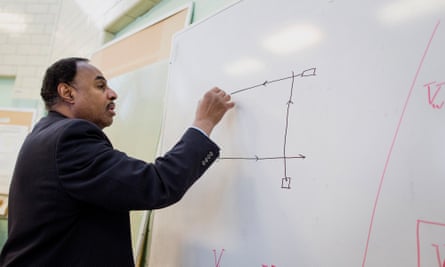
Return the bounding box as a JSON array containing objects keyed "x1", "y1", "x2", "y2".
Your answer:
[{"x1": 0, "y1": 57, "x2": 234, "y2": 266}]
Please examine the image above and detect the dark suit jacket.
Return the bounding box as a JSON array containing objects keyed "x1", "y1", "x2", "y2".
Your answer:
[{"x1": 0, "y1": 111, "x2": 219, "y2": 266}]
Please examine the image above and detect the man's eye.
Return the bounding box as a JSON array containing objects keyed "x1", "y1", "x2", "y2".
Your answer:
[{"x1": 97, "y1": 84, "x2": 106, "y2": 90}]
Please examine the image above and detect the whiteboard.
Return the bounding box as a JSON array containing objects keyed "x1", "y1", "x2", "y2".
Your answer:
[{"x1": 150, "y1": 0, "x2": 445, "y2": 266}]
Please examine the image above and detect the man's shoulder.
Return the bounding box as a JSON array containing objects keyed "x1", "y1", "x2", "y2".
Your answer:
[
  {"x1": 29, "y1": 113, "x2": 106, "y2": 148},
  {"x1": 37, "y1": 112, "x2": 100, "y2": 134}
]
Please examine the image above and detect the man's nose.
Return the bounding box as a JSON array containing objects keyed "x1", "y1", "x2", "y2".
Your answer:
[{"x1": 108, "y1": 87, "x2": 118, "y2": 100}]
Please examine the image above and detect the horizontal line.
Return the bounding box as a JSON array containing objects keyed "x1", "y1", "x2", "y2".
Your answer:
[
  {"x1": 229, "y1": 67, "x2": 316, "y2": 95},
  {"x1": 219, "y1": 154, "x2": 306, "y2": 161}
]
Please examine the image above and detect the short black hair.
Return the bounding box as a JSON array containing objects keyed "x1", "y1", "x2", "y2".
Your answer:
[{"x1": 40, "y1": 57, "x2": 89, "y2": 110}]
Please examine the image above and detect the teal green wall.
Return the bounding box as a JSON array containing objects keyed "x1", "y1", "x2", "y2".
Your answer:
[
  {"x1": 0, "y1": 77, "x2": 39, "y2": 109},
  {"x1": 0, "y1": 220, "x2": 6, "y2": 249},
  {"x1": 0, "y1": 78, "x2": 14, "y2": 107}
]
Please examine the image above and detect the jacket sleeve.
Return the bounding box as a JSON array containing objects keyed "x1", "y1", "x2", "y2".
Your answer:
[{"x1": 56, "y1": 120, "x2": 220, "y2": 211}]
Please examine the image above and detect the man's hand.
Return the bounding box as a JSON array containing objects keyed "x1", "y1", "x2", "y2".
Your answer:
[{"x1": 193, "y1": 87, "x2": 235, "y2": 136}]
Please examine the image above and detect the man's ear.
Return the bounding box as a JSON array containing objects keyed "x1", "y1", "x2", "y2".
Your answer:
[{"x1": 57, "y1": 83, "x2": 74, "y2": 104}]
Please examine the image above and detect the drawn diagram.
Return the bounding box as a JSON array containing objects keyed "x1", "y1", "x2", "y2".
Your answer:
[{"x1": 218, "y1": 67, "x2": 316, "y2": 189}]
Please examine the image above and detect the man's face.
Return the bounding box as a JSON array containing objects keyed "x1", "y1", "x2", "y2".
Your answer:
[{"x1": 70, "y1": 62, "x2": 118, "y2": 129}]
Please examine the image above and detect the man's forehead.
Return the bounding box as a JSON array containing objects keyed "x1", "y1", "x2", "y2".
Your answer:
[{"x1": 76, "y1": 61, "x2": 106, "y2": 82}]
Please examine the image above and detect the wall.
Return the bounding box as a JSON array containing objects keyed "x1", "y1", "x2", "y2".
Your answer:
[
  {"x1": 0, "y1": 76, "x2": 40, "y2": 109},
  {"x1": 115, "y1": 0, "x2": 238, "y2": 39}
]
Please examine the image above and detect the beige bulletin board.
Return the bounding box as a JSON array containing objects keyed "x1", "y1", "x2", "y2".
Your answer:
[
  {"x1": 0, "y1": 108, "x2": 35, "y2": 215},
  {"x1": 91, "y1": 5, "x2": 192, "y2": 79}
]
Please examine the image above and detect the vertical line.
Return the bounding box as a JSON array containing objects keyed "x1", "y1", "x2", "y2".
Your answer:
[
  {"x1": 283, "y1": 71, "x2": 295, "y2": 179},
  {"x1": 362, "y1": 20, "x2": 441, "y2": 267},
  {"x1": 432, "y1": 243, "x2": 442, "y2": 267},
  {"x1": 416, "y1": 220, "x2": 422, "y2": 267}
]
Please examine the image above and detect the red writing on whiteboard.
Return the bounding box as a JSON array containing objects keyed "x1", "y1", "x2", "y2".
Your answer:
[
  {"x1": 431, "y1": 243, "x2": 445, "y2": 267},
  {"x1": 213, "y1": 249, "x2": 225, "y2": 267},
  {"x1": 424, "y1": 81, "x2": 445, "y2": 109},
  {"x1": 211, "y1": 249, "x2": 277, "y2": 267},
  {"x1": 416, "y1": 219, "x2": 445, "y2": 267}
]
